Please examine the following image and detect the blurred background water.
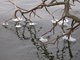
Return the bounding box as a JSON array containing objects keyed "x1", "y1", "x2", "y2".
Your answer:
[{"x1": 0, "y1": 0, "x2": 80, "y2": 60}]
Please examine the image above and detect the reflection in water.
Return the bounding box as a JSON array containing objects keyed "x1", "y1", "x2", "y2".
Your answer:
[{"x1": 1, "y1": 18, "x2": 76, "y2": 60}]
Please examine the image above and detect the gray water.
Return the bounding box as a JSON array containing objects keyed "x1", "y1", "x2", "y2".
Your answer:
[{"x1": 0, "y1": 0, "x2": 80, "y2": 60}]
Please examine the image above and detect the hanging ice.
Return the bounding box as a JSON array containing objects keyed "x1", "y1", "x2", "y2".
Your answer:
[
  {"x1": 51, "y1": 20, "x2": 56, "y2": 24},
  {"x1": 12, "y1": 17, "x2": 25, "y2": 22},
  {"x1": 18, "y1": 17, "x2": 25, "y2": 21},
  {"x1": 12, "y1": 18, "x2": 19, "y2": 22},
  {"x1": 51, "y1": 19, "x2": 58, "y2": 24},
  {"x1": 28, "y1": 22, "x2": 36, "y2": 26},
  {"x1": 65, "y1": 18, "x2": 69, "y2": 23},
  {"x1": 2, "y1": 22, "x2": 8, "y2": 26},
  {"x1": 58, "y1": 20, "x2": 68, "y2": 26},
  {"x1": 15, "y1": 24, "x2": 22, "y2": 28},
  {"x1": 39, "y1": 37, "x2": 48, "y2": 42},
  {"x1": 62, "y1": 35, "x2": 76, "y2": 42},
  {"x1": 51, "y1": 19, "x2": 69, "y2": 26}
]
